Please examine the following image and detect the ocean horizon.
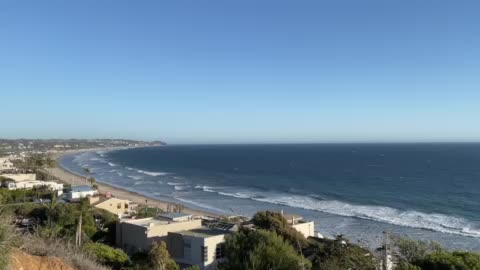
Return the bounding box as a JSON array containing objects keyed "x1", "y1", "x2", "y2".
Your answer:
[{"x1": 59, "y1": 143, "x2": 480, "y2": 250}]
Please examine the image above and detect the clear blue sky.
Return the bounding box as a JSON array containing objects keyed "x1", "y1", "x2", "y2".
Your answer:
[{"x1": 1, "y1": 0, "x2": 479, "y2": 144}]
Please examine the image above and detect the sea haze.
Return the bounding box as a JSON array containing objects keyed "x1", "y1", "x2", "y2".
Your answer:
[{"x1": 60, "y1": 143, "x2": 480, "y2": 250}]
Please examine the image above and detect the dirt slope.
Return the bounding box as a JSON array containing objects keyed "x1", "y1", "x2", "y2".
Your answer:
[{"x1": 10, "y1": 249, "x2": 75, "y2": 270}]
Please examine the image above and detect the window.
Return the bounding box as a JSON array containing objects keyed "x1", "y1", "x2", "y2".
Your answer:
[
  {"x1": 201, "y1": 246, "x2": 208, "y2": 262},
  {"x1": 215, "y1": 243, "x2": 225, "y2": 259},
  {"x1": 117, "y1": 203, "x2": 122, "y2": 209}
]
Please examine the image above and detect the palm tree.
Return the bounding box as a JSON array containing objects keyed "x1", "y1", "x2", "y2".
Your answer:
[
  {"x1": 87, "y1": 177, "x2": 96, "y2": 187},
  {"x1": 83, "y1": 167, "x2": 91, "y2": 185},
  {"x1": 44, "y1": 193, "x2": 59, "y2": 229}
]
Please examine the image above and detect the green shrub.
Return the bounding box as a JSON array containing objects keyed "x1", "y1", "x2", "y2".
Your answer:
[
  {"x1": 0, "y1": 214, "x2": 21, "y2": 270},
  {"x1": 415, "y1": 251, "x2": 480, "y2": 270},
  {"x1": 252, "y1": 211, "x2": 308, "y2": 248},
  {"x1": 149, "y1": 241, "x2": 179, "y2": 270},
  {"x1": 395, "y1": 262, "x2": 421, "y2": 270},
  {"x1": 184, "y1": 266, "x2": 200, "y2": 270},
  {"x1": 135, "y1": 205, "x2": 164, "y2": 218},
  {"x1": 309, "y1": 236, "x2": 377, "y2": 270},
  {"x1": 83, "y1": 242, "x2": 130, "y2": 269},
  {"x1": 219, "y1": 228, "x2": 311, "y2": 270}
]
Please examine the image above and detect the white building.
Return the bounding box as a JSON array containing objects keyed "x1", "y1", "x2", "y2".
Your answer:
[
  {"x1": 0, "y1": 174, "x2": 64, "y2": 195},
  {"x1": 66, "y1": 185, "x2": 98, "y2": 201},
  {"x1": 283, "y1": 213, "x2": 315, "y2": 238},
  {"x1": 0, "y1": 173, "x2": 36, "y2": 182}
]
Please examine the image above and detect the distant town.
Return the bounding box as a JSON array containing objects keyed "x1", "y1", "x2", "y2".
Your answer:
[{"x1": 0, "y1": 138, "x2": 166, "y2": 155}]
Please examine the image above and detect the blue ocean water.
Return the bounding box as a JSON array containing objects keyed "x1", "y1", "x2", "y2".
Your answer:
[{"x1": 60, "y1": 144, "x2": 480, "y2": 250}]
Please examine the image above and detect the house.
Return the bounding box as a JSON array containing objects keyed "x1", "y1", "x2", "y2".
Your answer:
[
  {"x1": 0, "y1": 158, "x2": 14, "y2": 172},
  {"x1": 282, "y1": 212, "x2": 315, "y2": 238},
  {"x1": 66, "y1": 185, "x2": 98, "y2": 201},
  {"x1": 167, "y1": 228, "x2": 228, "y2": 270},
  {"x1": 89, "y1": 196, "x2": 133, "y2": 218},
  {"x1": 116, "y1": 213, "x2": 202, "y2": 253},
  {"x1": 0, "y1": 173, "x2": 36, "y2": 182},
  {"x1": 1, "y1": 173, "x2": 63, "y2": 195}
]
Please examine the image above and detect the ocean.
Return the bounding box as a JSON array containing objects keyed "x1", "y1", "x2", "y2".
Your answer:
[{"x1": 59, "y1": 143, "x2": 480, "y2": 250}]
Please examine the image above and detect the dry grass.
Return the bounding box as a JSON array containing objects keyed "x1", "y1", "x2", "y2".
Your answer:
[
  {"x1": 21, "y1": 235, "x2": 111, "y2": 270},
  {"x1": 0, "y1": 214, "x2": 19, "y2": 270}
]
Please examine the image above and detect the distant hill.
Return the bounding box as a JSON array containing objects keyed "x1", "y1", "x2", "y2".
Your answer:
[{"x1": 0, "y1": 138, "x2": 166, "y2": 154}]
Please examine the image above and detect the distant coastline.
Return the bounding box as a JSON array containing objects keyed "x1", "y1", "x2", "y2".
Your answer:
[{"x1": 50, "y1": 147, "x2": 219, "y2": 218}]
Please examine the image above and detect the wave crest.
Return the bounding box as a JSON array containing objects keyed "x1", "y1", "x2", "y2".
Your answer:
[{"x1": 196, "y1": 186, "x2": 480, "y2": 238}]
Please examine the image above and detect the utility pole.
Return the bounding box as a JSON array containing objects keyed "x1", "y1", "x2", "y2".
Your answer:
[
  {"x1": 76, "y1": 213, "x2": 83, "y2": 247},
  {"x1": 383, "y1": 231, "x2": 391, "y2": 270}
]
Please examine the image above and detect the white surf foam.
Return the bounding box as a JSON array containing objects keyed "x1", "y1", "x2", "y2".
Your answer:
[
  {"x1": 196, "y1": 186, "x2": 480, "y2": 238},
  {"x1": 175, "y1": 197, "x2": 226, "y2": 214},
  {"x1": 137, "y1": 170, "x2": 169, "y2": 176},
  {"x1": 174, "y1": 185, "x2": 190, "y2": 191},
  {"x1": 127, "y1": 175, "x2": 143, "y2": 180},
  {"x1": 107, "y1": 162, "x2": 117, "y2": 167}
]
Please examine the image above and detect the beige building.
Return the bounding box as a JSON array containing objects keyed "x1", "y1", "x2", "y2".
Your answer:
[
  {"x1": 0, "y1": 158, "x2": 14, "y2": 172},
  {"x1": 167, "y1": 228, "x2": 227, "y2": 270},
  {"x1": 116, "y1": 213, "x2": 203, "y2": 253},
  {"x1": 283, "y1": 213, "x2": 315, "y2": 238},
  {"x1": 89, "y1": 197, "x2": 133, "y2": 218}
]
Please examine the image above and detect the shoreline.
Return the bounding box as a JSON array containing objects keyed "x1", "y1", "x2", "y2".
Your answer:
[{"x1": 48, "y1": 147, "x2": 220, "y2": 218}]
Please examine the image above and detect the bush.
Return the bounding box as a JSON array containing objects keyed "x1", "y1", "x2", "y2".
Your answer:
[
  {"x1": 416, "y1": 251, "x2": 480, "y2": 270},
  {"x1": 309, "y1": 236, "x2": 377, "y2": 270},
  {"x1": 21, "y1": 235, "x2": 110, "y2": 270},
  {"x1": 252, "y1": 211, "x2": 308, "y2": 248},
  {"x1": 219, "y1": 228, "x2": 311, "y2": 270},
  {"x1": 149, "y1": 241, "x2": 179, "y2": 270},
  {"x1": 394, "y1": 262, "x2": 421, "y2": 270},
  {"x1": 83, "y1": 242, "x2": 130, "y2": 269},
  {"x1": 135, "y1": 205, "x2": 164, "y2": 219},
  {"x1": 0, "y1": 214, "x2": 21, "y2": 270},
  {"x1": 184, "y1": 266, "x2": 200, "y2": 270}
]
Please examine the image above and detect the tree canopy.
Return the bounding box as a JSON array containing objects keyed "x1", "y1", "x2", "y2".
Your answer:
[
  {"x1": 149, "y1": 241, "x2": 179, "y2": 270},
  {"x1": 252, "y1": 211, "x2": 308, "y2": 248},
  {"x1": 83, "y1": 242, "x2": 130, "y2": 269},
  {"x1": 219, "y1": 228, "x2": 311, "y2": 270}
]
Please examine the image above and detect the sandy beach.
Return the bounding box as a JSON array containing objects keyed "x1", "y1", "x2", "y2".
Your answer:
[{"x1": 48, "y1": 148, "x2": 218, "y2": 218}]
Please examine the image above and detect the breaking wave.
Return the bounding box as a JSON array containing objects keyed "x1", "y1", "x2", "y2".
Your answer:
[
  {"x1": 195, "y1": 186, "x2": 480, "y2": 238},
  {"x1": 137, "y1": 170, "x2": 169, "y2": 176}
]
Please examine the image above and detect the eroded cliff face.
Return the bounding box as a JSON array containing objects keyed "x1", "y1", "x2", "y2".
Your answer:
[{"x1": 10, "y1": 249, "x2": 75, "y2": 270}]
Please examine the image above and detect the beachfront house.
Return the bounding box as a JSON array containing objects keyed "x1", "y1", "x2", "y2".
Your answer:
[
  {"x1": 66, "y1": 185, "x2": 98, "y2": 201},
  {"x1": 167, "y1": 228, "x2": 227, "y2": 270},
  {"x1": 89, "y1": 196, "x2": 133, "y2": 218},
  {"x1": 282, "y1": 212, "x2": 315, "y2": 238},
  {"x1": 116, "y1": 213, "x2": 202, "y2": 253}
]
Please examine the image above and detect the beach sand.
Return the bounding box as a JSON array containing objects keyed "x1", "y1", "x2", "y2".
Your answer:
[{"x1": 48, "y1": 149, "x2": 218, "y2": 218}]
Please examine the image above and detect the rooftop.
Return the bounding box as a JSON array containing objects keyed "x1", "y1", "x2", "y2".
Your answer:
[
  {"x1": 125, "y1": 218, "x2": 170, "y2": 227},
  {"x1": 158, "y1": 212, "x2": 192, "y2": 220},
  {"x1": 71, "y1": 185, "x2": 95, "y2": 192},
  {"x1": 175, "y1": 228, "x2": 226, "y2": 238}
]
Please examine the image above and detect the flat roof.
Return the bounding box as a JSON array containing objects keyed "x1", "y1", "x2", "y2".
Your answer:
[
  {"x1": 71, "y1": 185, "x2": 94, "y2": 192},
  {"x1": 125, "y1": 218, "x2": 170, "y2": 227},
  {"x1": 175, "y1": 228, "x2": 226, "y2": 238},
  {"x1": 158, "y1": 212, "x2": 192, "y2": 220}
]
